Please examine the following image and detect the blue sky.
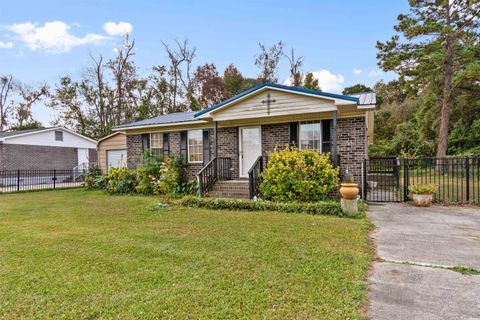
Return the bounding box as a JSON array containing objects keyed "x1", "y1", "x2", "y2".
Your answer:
[{"x1": 0, "y1": 0, "x2": 408, "y2": 125}]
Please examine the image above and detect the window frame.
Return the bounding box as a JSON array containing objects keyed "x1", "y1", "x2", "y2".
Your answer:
[
  {"x1": 55, "y1": 130, "x2": 63, "y2": 141},
  {"x1": 187, "y1": 129, "x2": 203, "y2": 163},
  {"x1": 150, "y1": 132, "x2": 163, "y2": 157},
  {"x1": 298, "y1": 121, "x2": 322, "y2": 152}
]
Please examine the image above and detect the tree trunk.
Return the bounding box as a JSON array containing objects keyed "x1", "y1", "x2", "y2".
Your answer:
[{"x1": 437, "y1": 9, "x2": 455, "y2": 159}]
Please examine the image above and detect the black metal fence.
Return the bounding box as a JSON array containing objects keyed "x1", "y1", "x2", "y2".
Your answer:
[
  {"x1": 0, "y1": 169, "x2": 85, "y2": 193},
  {"x1": 364, "y1": 156, "x2": 480, "y2": 204},
  {"x1": 363, "y1": 157, "x2": 402, "y2": 202}
]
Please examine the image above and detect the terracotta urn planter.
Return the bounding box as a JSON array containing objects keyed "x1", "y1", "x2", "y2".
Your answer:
[
  {"x1": 340, "y1": 183, "x2": 359, "y2": 200},
  {"x1": 412, "y1": 193, "x2": 433, "y2": 207}
]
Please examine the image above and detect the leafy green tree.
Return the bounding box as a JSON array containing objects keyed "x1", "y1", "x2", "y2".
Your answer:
[
  {"x1": 223, "y1": 64, "x2": 244, "y2": 96},
  {"x1": 48, "y1": 76, "x2": 89, "y2": 136},
  {"x1": 342, "y1": 84, "x2": 373, "y2": 95},
  {"x1": 302, "y1": 73, "x2": 320, "y2": 91},
  {"x1": 377, "y1": 0, "x2": 480, "y2": 158},
  {"x1": 8, "y1": 120, "x2": 43, "y2": 131}
]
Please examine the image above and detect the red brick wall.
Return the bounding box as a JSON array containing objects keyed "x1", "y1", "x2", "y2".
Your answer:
[
  {"x1": 0, "y1": 143, "x2": 82, "y2": 170},
  {"x1": 337, "y1": 117, "x2": 367, "y2": 182},
  {"x1": 126, "y1": 135, "x2": 143, "y2": 170},
  {"x1": 126, "y1": 131, "x2": 215, "y2": 180},
  {"x1": 124, "y1": 118, "x2": 367, "y2": 182},
  {"x1": 217, "y1": 127, "x2": 239, "y2": 178},
  {"x1": 261, "y1": 123, "x2": 290, "y2": 155}
]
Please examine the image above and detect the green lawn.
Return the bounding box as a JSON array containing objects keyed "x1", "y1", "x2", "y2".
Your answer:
[{"x1": 0, "y1": 189, "x2": 373, "y2": 319}]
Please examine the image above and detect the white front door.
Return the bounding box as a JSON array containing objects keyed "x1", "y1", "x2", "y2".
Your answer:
[
  {"x1": 239, "y1": 127, "x2": 262, "y2": 177},
  {"x1": 77, "y1": 148, "x2": 89, "y2": 165}
]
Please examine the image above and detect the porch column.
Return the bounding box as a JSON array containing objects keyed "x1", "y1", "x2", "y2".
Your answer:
[
  {"x1": 214, "y1": 121, "x2": 218, "y2": 157},
  {"x1": 332, "y1": 110, "x2": 338, "y2": 165}
]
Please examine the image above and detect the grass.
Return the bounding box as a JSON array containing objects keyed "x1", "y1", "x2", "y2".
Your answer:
[{"x1": 0, "y1": 189, "x2": 373, "y2": 319}]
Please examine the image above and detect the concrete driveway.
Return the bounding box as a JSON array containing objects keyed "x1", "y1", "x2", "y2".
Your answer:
[{"x1": 367, "y1": 203, "x2": 480, "y2": 320}]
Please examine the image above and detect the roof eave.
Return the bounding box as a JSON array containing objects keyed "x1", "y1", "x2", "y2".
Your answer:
[
  {"x1": 112, "y1": 119, "x2": 208, "y2": 131},
  {"x1": 0, "y1": 126, "x2": 97, "y2": 143}
]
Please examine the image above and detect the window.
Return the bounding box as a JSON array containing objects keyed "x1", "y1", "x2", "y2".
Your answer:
[
  {"x1": 55, "y1": 131, "x2": 63, "y2": 141},
  {"x1": 299, "y1": 121, "x2": 321, "y2": 151},
  {"x1": 188, "y1": 130, "x2": 203, "y2": 163},
  {"x1": 150, "y1": 133, "x2": 163, "y2": 157}
]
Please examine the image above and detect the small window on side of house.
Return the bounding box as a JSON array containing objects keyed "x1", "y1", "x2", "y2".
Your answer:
[
  {"x1": 150, "y1": 133, "x2": 163, "y2": 157},
  {"x1": 55, "y1": 130, "x2": 63, "y2": 141},
  {"x1": 187, "y1": 129, "x2": 203, "y2": 163}
]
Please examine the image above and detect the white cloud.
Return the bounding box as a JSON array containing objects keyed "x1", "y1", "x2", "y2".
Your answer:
[
  {"x1": 367, "y1": 69, "x2": 383, "y2": 77},
  {"x1": 103, "y1": 22, "x2": 132, "y2": 36},
  {"x1": 0, "y1": 41, "x2": 13, "y2": 49},
  {"x1": 353, "y1": 68, "x2": 362, "y2": 75},
  {"x1": 5, "y1": 21, "x2": 107, "y2": 53},
  {"x1": 284, "y1": 69, "x2": 345, "y2": 93}
]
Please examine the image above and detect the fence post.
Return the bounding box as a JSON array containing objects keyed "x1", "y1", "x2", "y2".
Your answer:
[
  {"x1": 53, "y1": 170, "x2": 56, "y2": 189},
  {"x1": 17, "y1": 170, "x2": 20, "y2": 192},
  {"x1": 403, "y1": 159, "x2": 409, "y2": 201},
  {"x1": 466, "y1": 157, "x2": 470, "y2": 202}
]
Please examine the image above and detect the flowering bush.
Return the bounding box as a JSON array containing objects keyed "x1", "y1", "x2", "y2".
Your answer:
[
  {"x1": 135, "y1": 153, "x2": 164, "y2": 194},
  {"x1": 87, "y1": 152, "x2": 198, "y2": 197},
  {"x1": 151, "y1": 156, "x2": 182, "y2": 195},
  {"x1": 259, "y1": 146, "x2": 339, "y2": 202},
  {"x1": 107, "y1": 167, "x2": 136, "y2": 194}
]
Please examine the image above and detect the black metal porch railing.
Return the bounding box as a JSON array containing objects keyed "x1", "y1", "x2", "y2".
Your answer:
[
  {"x1": 197, "y1": 157, "x2": 232, "y2": 196},
  {"x1": 248, "y1": 155, "x2": 268, "y2": 199}
]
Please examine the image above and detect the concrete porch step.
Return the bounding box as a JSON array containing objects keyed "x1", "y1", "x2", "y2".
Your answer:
[{"x1": 208, "y1": 180, "x2": 250, "y2": 199}]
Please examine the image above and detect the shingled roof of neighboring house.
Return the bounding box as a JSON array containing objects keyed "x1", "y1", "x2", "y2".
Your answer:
[
  {"x1": 0, "y1": 127, "x2": 50, "y2": 138},
  {"x1": 114, "y1": 112, "x2": 198, "y2": 130}
]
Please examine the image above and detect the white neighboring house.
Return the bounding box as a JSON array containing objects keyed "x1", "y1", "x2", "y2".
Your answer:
[{"x1": 0, "y1": 127, "x2": 97, "y2": 171}]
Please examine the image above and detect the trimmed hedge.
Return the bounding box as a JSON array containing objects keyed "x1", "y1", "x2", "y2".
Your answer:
[{"x1": 178, "y1": 196, "x2": 345, "y2": 217}]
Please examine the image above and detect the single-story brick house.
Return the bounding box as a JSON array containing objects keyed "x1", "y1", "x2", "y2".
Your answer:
[
  {"x1": 0, "y1": 127, "x2": 97, "y2": 170},
  {"x1": 113, "y1": 83, "x2": 375, "y2": 198}
]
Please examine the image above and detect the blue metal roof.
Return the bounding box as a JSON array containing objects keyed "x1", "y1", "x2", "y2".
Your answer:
[{"x1": 194, "y1": 82, "x2": 360, "y2": 117}]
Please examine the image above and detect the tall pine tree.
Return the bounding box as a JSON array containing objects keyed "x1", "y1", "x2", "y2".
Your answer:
[{"x1": 377, "y1": 0, "x2": 479, "y2": 157}]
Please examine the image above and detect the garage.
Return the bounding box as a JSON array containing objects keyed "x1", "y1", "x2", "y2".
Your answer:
[
  {"x1": 107, "y1": 150, "x2": 127, "y2": 171},
  {"x1": 97, "y1": 132, "x2": 128, "y2": 173}
]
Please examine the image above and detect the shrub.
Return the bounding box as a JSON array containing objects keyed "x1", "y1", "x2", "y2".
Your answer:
[
  {"x1": 408, "y1": 183, "x2": 436, "y2": 194},
  {"x1": 259, "y1": 146, "x2": 339, "y2": 202},
  {"x1": 151, "y1": 156, "x2": 187, "y2": 197},
  {"x1": 82, "y1": 165, "x2": 107, "y2": 190},
  {"x1": 178, "y1": 196, "x2": 345, "y2": 217},
  {"x1": 107, "y1": 167, "x2": 136, "y2": 194},
  {"x1": 135, "y1": 152, "x2": 164, "y2": 194}
]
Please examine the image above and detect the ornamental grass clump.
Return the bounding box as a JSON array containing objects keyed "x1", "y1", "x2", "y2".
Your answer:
[{"x1": 259, "y1": 146, "x2": 339, "y2": 202}]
